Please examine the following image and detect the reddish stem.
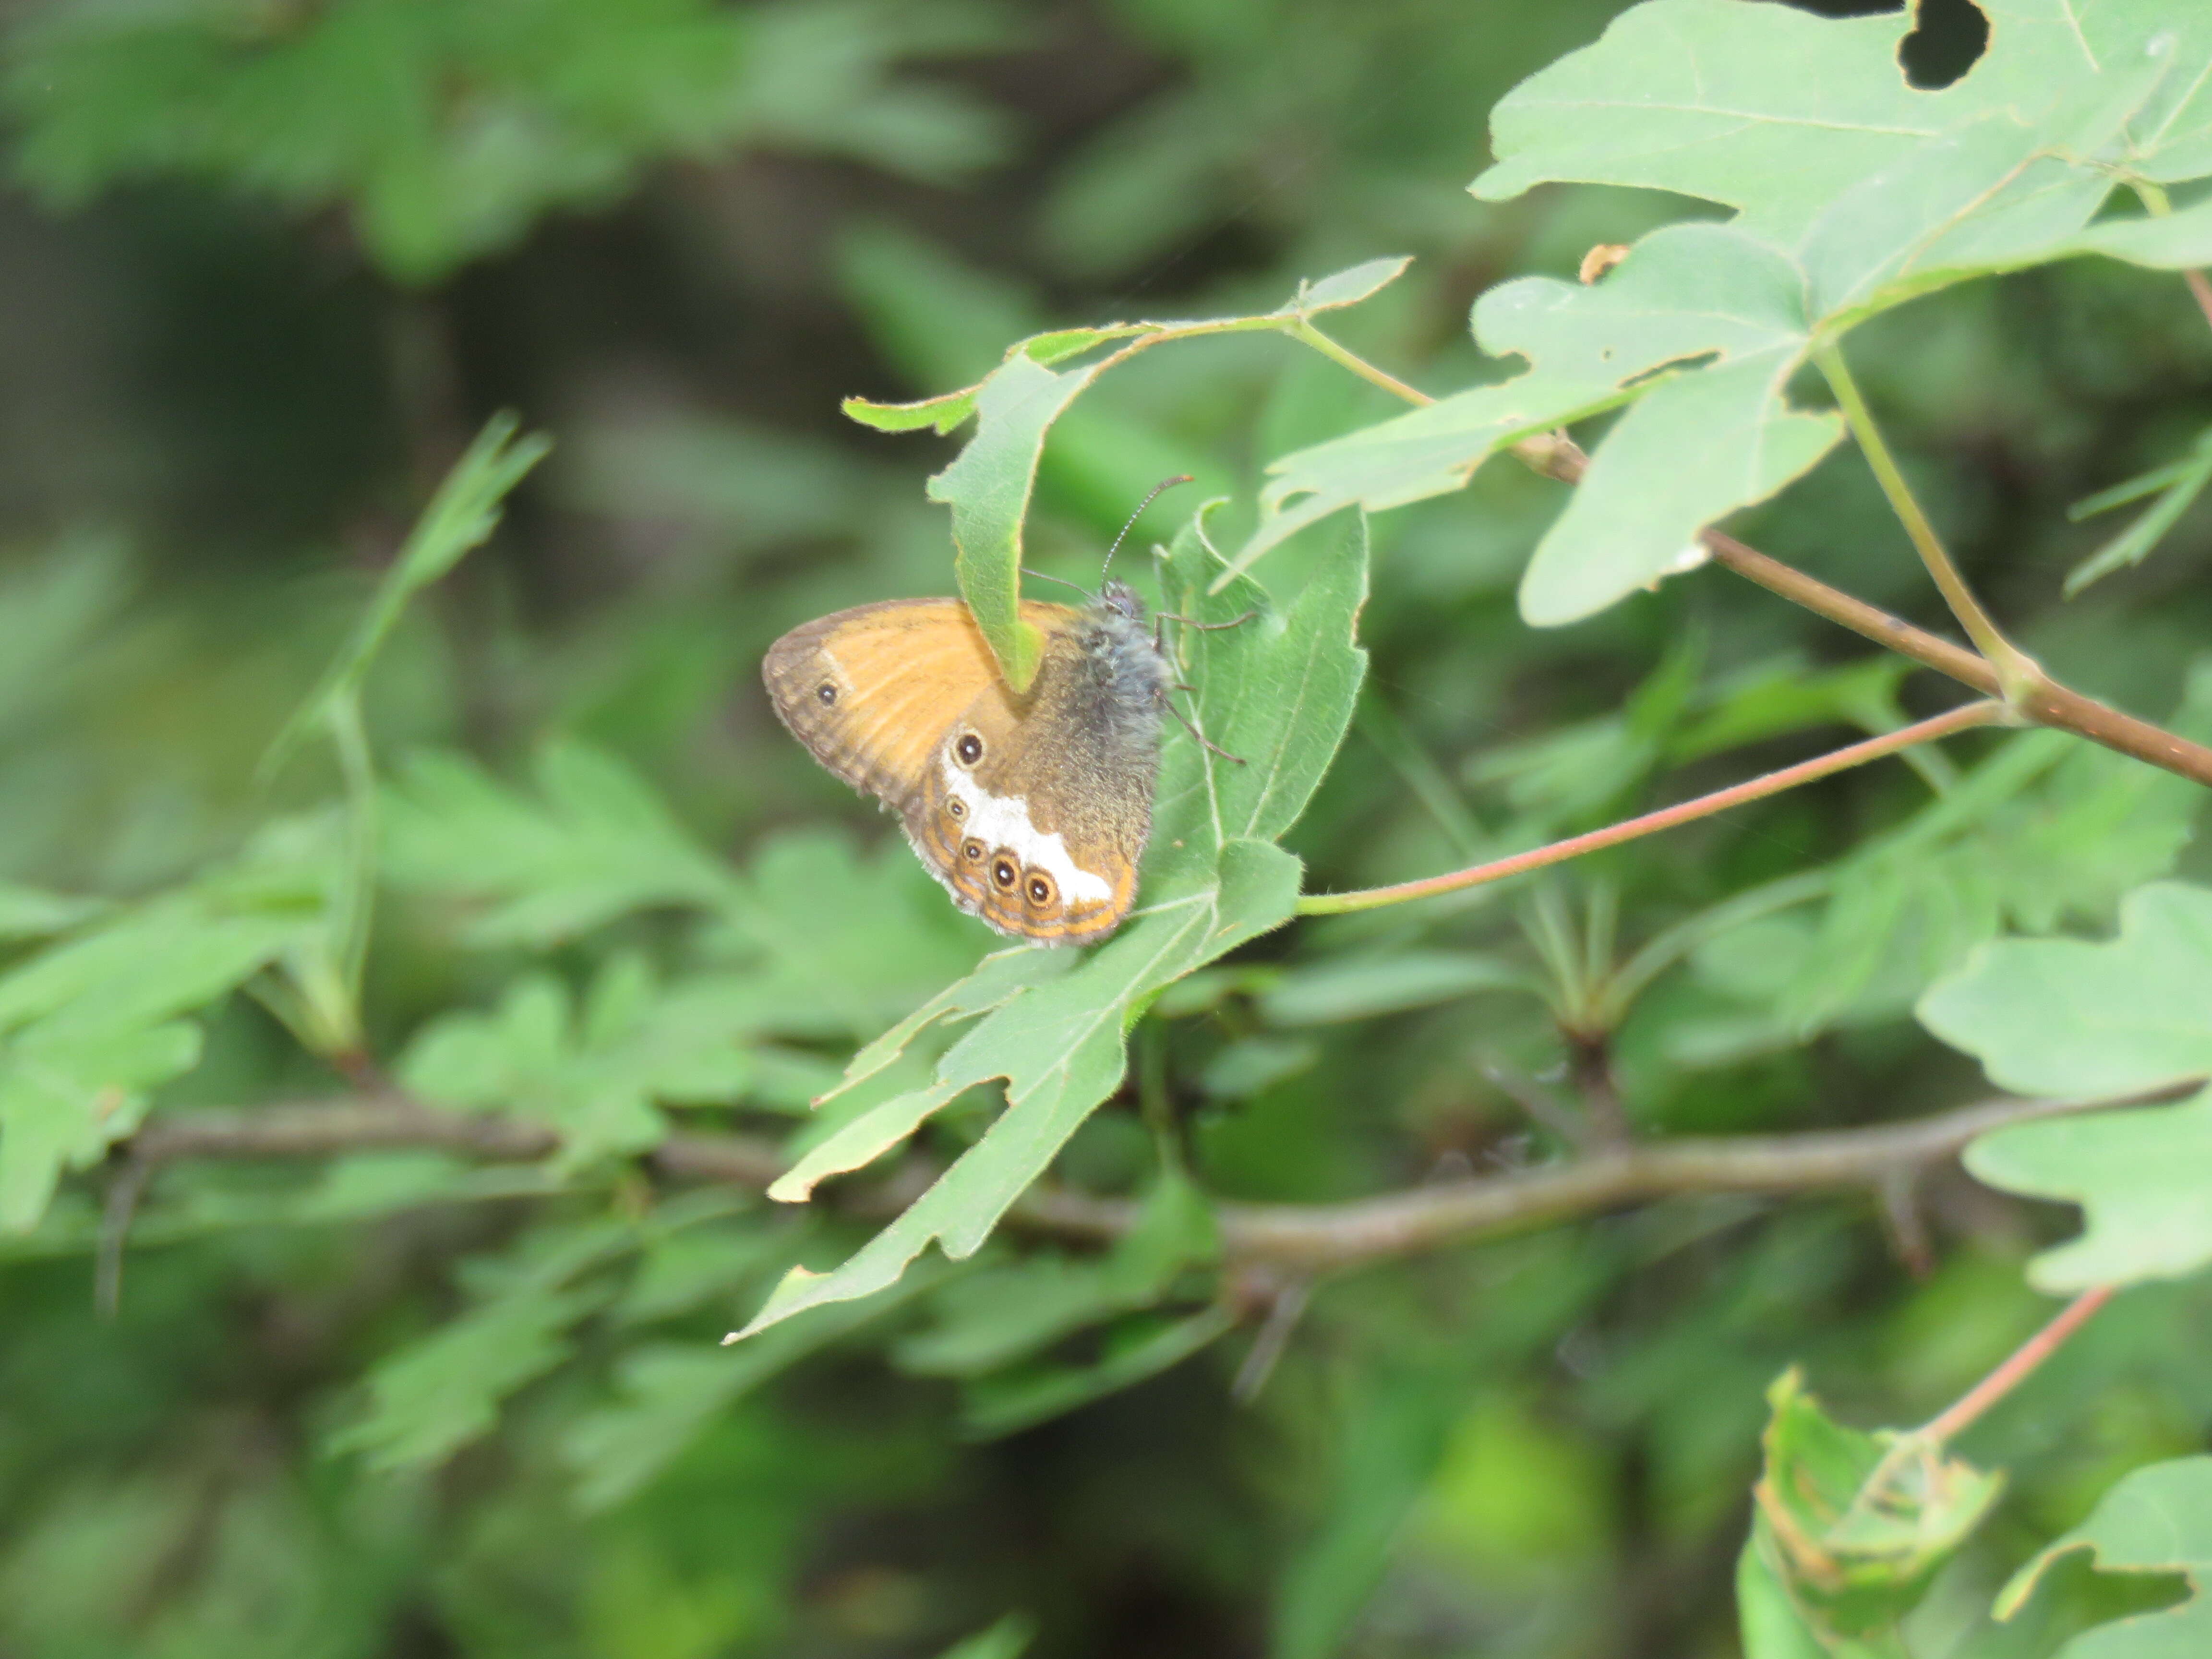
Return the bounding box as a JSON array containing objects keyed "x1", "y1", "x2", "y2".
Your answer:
[
  {"x1": 1923, "y1": 1284, "x2": 2116, "y2": 1444},
  {"x1": 1299, "y1": 699, "x2": 2002, "y2": 915}
]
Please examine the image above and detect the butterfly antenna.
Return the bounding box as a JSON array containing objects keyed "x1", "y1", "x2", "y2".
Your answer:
[
  {"x1": 1020, "y1": 566, "x2": 1094, "y2": 599},
  {"x1": 1099, "y1": 474, "x2": 1194, "y2": 584}
]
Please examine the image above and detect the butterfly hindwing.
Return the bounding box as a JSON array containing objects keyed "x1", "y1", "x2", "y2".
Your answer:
[{"x1": 763, "y1": 596, "x2": 1157, "y2": 945}]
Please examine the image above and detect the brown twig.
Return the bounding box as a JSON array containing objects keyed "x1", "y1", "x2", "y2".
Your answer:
[
  {"x1": 1505, "y1": 436, "x2": 2212, "y2": 788},
  {"x1": 1703, "y1": 534, "x2": 2212, "y2": 786},
  {"x1": 98, "y1": 1085, "x2": 2181, "y2": 1274}
]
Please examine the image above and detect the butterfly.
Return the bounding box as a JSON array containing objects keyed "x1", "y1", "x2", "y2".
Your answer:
[{"x1": 763, "y1": 581, "x2": 1175, "y2": 945}]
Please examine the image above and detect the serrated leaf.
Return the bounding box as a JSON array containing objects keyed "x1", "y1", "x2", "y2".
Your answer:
[
  {"x1": 398, "y1": 956, "x2": 776, "y2": 1166},
  {"x1": 615, "y1": 1215, "x2": 785, "y2": 1327},
  {"x1": 717, "y1": 829, "x2": 995, "y2": 1041},
  {"x1": 1238, "y1": 223, "x2": 1842, "y2": 618},
  {"x1": 331, "y1": 1281, "x2": 611, "y2": 1470},
  {"x1": 1995, "y1": 1455, "x2": 2212, "y2": 1657},
  {"x1": 871, "y1": 257, "x2": 1407, "y2": 686},
  {"x1": 729, "y1": 515, "x2": 1367, "y2": 1341},
  {"x1": 0, "y1": 862, "x2": 329, "y2": 1230},
  {"x1": 1923, "y1": 881, "x2": 2212, "y2": 1289},
  {"x1": 383, "y1": 739, "x2": 741, "y2": 945},
  {"x1": 1253, "y1": 0, "x2": 2212, "y2": 622},
  {"x1": 0, "y1": 1020, "x2": 201, "y2": 1232}
]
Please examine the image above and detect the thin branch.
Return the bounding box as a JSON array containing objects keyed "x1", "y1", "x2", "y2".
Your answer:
[
  {"x1": 1211, "y1": 1087, "x2": 2181, "y2": 1270},
  {"x1": 1703, "y1": 533, "x2": 2212, "y2": 785},
  {"x1": 98, "y1": 1085, "x2": 2185, "y2": 1275},
  {"x1": 1298, "y1": 700, "x2": 2002, "y2": 916},
  {"x1": 1464, "y1": 396, "x2": 2212, "y2": 790}
]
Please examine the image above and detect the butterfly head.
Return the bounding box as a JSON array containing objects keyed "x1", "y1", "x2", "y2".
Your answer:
[{"x1": 1098, "y1": 578, "x2": 1147, "y2": 624}]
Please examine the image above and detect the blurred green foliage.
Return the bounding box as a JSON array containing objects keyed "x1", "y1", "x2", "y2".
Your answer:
[{"x1": 0, "y1": 0, "x2": 2210, "y2": 1656}]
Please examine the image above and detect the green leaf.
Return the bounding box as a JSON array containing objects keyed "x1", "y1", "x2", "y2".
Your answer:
[
  {"x1": 8, "y1": 0, "x2": 1015, "y2": 281},
  {"x1": 332, "y1": 1280, "x2": 611, "y2": 1470},
  {"x1": 730, "y1": 513, "x2": 1367, "y2": 1341},
  {"x1": 1473, "y1": 1, "x2": 2212, "y2": 237},
  {"x1": 1924, "y1": 882, "x2": 2212, "y2": 1289},
  {"x1": 934, "y1": 1614, "x2": 1036, "y2": 1659},
  {"x1": 1294, "y1": 255, "x2": 1414, "y2": 312},
  {"x1": 842, "y1": 386, "x2": 980, "y2": 435},
  {"x1": 388, "y1": 745, "x2": 989, "y2": 1037},
  {"x1": 956, "y1": 1303, "x2": 1236, "y2": 1439},
  {"x1": 397, "y1": 955, "x2": 773, "y2": 1166},
  {"x1": 1253, "y1": 0, "x2": 2212, "y2": 623},
  {"x1": 1738, "y1": 1533, "x2": 1844, "y2": 1659},
  {"x1": 1923, "y1": 881, "x2": 2212, "y2": 1102},
  {"x1": 1257, "y1": 950, "x2": 1526, "y2": 1025},
  {"x1": 0, "y1": 855, "x2": 333, "y2": 1230},
  {"x1": 712, "y1": 828, "x2": 999, "y2": 1043},
  {"x1": 562, "y1": 1261, "x2": 948, "y2": 1511},
  {"x1": 264, "y1": 415, "x2": 547, "y2": 780},
  {"x1": 864, "y1": 257, "x2": 1407, "y2": 686},
  {"x1": 329, "y1": 1219, "x2": 641, "y2": 1470},
  {"x1": 1968, "y1": 1095, "x2": 2212, "y2": 1291},
  {"x1": 0, "y1": 885, "x2": 101, "y2": 943},
  {"x1": 1240, "y1": 223, "x2": 1842, "y2": 620},
  {"x1": 383, "y1": 740, "x2": 740, "y2": 944},
  {"x1": 2065, "y1": 425, "x2": 2212, "y2": 598},
  {"x1": 1995, "y1": 1455, "x2": 2212, "y2": 1656},
  {"x1": 1750, "y1": 1369, "x2": 2001, "y2": 1648},
  {"x1": 895, "y1": 1170, "x2": 1218, "y2": 1378},
  {"x1": 0, "y1": 1020, "x2": 201, "y2": 1233}
]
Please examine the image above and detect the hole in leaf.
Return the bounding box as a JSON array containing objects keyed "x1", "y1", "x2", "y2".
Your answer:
[
  {"x1": 1899, "y1": 0, "x2": 1989, "y2": 88},
  {"x1": 1622, "y1": 349, "x2": 1719, "y2": 390}
]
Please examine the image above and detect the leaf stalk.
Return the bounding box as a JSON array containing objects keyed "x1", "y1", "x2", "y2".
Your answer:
[{"x1": 1815, "y1": 341, "x2": 2044, "y2": 702}]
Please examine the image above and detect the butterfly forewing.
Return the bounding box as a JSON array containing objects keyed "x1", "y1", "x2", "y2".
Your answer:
[{"x1": 762, "y1": 600, "x2": 1002, "y2": 805}]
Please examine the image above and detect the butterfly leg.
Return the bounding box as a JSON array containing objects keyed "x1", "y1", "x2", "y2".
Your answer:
[
  {"x1": 1157, "y1": 608, "x2": 1260, "y2": 630},
  {"x1": 1163, "y1": 692, "x2": 1245, "y2": 765}
]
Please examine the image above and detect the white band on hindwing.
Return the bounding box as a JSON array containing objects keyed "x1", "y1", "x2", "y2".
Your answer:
[{"x1": 938, "y1": 753, "x2": 1116, "y2": 905}]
